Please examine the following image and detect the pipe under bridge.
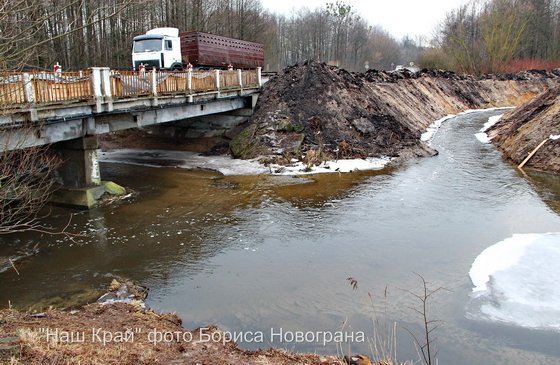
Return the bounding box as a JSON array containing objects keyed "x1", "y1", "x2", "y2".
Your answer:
[{"x1": 0, "y1": 67, "x2": 262, "y2": 208}]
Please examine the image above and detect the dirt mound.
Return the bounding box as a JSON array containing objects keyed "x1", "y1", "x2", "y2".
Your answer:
[
  {"x1": 230, "y1": 60, "x2": 558, "y2": 166},
  {"x1": 488, "y1": 85, "x2": 560, "y2": 173},
  {"x1": 231, "y1": 60, "x2": 437, "y2": 164}
]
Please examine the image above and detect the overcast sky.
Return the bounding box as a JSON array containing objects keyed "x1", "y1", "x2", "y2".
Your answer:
[{"x1": 259, "y1": 0, "x2": 469, "y2": 41}]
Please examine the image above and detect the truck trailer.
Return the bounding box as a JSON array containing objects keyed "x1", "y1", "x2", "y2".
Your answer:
[{"x1": 132, "y1": 27, "x2": 264, "y2": 71}]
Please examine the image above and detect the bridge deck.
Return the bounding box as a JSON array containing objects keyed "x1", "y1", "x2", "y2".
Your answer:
[{"x1": 0, "y1": 68, "x2": 261, "y2": 151}]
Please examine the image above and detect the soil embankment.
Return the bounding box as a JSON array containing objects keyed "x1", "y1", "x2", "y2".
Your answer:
[
  {"x1": 230, "y1": 61, "x2": 559, "y2": 166},
  {"x1": 487, "y1": 85, "x2": 560, "y2": 173}
]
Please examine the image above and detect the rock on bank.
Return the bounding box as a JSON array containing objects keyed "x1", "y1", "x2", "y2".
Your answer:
[{"x1": 230, "y1": 61, "x2": 559, "y2": 164}]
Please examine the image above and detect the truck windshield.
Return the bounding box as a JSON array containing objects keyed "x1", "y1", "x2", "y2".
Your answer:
[{"x1": 133, "y1": 39, "x2": 162, "y2": 52}]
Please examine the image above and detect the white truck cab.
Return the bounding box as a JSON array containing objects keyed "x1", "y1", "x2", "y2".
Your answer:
[{"x1": 132, "y1": 27, "x2": 182, "y2": 71}]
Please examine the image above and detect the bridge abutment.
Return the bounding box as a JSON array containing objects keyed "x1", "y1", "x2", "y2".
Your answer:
[{"x1": 50, "y1": 136, "x2": 126, "y2": 209}]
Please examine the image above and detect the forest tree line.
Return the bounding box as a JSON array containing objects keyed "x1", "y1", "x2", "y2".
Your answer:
[
  {"x1": 0, "y1": 0, "x2": 421, "y2": 72},
  {"x1": 1, "y1": 0, "x2": 560, "y2": 74},
  {"x1": 424, "y1": 0, "x2": 560, "y2": 73}
]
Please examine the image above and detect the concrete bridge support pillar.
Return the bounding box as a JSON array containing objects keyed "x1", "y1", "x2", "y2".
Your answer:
[{"x1": 49, "y1": 136, "x2": 126, "y2": 209}]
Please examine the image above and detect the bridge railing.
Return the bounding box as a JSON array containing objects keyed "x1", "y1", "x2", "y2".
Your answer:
[
  {"x1": 0, "y1": 71, "x2": 93, "y2": 106},
  {"x1": 0, "y1": 68, "x2": 261, "y2": 108}
]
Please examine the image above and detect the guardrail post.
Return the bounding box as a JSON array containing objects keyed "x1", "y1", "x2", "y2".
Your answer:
[
  {"x1": 22, "y1": 73, "x2": 38, "y2": 121},
  {"x1": 151, "y1": 68, "x2": 158, "y2": 106},
  {"x1": 237, "y1": 69, "x2": 243, "y2": 89},
  {"x1": 90, "y1": 67, "x2": 103, "y2": 113},
  {"x1": 23, "y1": 73, "x2": 35, "y2": 103},
  {"x1": 187, "y1": 69, "x2": 193, "y2": 102},
  {"x1": 257, "y1": 67, "x2": 262, "y2": 87},
  {"x1": 215, "y1": 69, "x2": 221, "y2": 98},
  {"x1": 100, "y1": 67, "x2": 113, "y2": 112}
]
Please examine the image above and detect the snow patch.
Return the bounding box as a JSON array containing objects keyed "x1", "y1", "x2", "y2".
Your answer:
[
  {"x1": 475, "y1": 114, "x2": 503, "y2": 143},
  {"x1": 423, "y1": 108, "x2": 510, "y2": 145},
  {"x1": 421, "y1": 115, "x2": 455, "y2": 144}
]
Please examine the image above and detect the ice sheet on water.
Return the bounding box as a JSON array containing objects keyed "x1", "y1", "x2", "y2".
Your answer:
[
  {"x1": 99, "y1": 149, "x2": 390, "y2": 176},
  {"x1": 467, "y1": 233, "x2": 560, "y2": 331}
]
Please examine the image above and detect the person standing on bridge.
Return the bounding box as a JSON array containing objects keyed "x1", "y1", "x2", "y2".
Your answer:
[{"x1": 54, "y1": 62, "x2": 62, "y2": 76}]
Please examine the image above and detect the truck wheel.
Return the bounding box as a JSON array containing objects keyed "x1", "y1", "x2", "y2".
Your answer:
[{"x1": 172, "y1": 65, "x2": 183, "y2": 71}]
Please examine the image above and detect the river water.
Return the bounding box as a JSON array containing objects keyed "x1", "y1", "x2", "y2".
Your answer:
[{"x1": 2, "y1": 109, "x2": 560, "y2": 364}]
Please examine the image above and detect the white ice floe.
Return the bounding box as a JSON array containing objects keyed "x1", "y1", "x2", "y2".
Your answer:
[
  {"x1": 421, "y1": 115, "x2": 455, "y2": 143},
  {"x1": 475, "y1": 114, "x2": 503, "y2": 143},
  {"x1": 99, "y1": 149, "x2": 391, "y2": 176},
  {"x1": 468, "y1": 233, "x2": 560, "y2": 331},
  {"x1": 266, "y1": 157, "x2": 392, "y2": 175}
]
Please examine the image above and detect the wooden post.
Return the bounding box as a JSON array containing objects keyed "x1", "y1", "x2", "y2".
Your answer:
[{"x1": 518, "y1": 138, "x2": 548, "y2": 169}]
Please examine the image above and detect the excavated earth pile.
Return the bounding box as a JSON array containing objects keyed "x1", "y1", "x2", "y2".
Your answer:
[
  {"x1": 487, "y1": 85, "x2": 560, "y2": 173},
  {"x1": 230, "y1": 60, "x2": 560, "y2": 166}
]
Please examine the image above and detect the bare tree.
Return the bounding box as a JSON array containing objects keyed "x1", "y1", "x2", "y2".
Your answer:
[
  {"x1": 0, "y1": 0, "x2": 142, "y2": 235},
  {"x1": 0, "y1": 0, "x2": 146, "y2": 70},
  {"x1": 0, "y1": 124, "x2": 61, "y2": 234},
  {"x1": 367, "y1": 26, "x2": 401, "y2": 70},
  {"x1": 481, "y1": 0, "x2": 529, "y2": 73},
  {"x1": 430, "y1": 0, "x2": 560, "y2": 74},
  {"x1": 326, "y1": 1, "x2": 357, "y2": 66},
  {"x1": 438, "y1": 2, "x2": 484, "y2": 73}
]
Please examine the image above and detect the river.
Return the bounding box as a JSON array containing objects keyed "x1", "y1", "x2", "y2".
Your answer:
[{"x1": 2, "y1": 109, "x2": 560, "y2": 364}]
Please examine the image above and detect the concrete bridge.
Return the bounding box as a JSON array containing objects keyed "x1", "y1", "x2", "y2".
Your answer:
[{"x1": 0, "y1": 67, "x2": 262, "y2": 208}]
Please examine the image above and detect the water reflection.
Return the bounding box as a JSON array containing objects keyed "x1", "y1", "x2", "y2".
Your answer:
[
  {"x1": 524, "y1": 169, "x2": 560, "y2": 214},
  {"x1": 0, "y1": 163, "x2": 391, "y2": 311}
]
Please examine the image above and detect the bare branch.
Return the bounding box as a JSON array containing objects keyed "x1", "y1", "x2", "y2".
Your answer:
[{"x1": 397, "y1": 273, "x2": 453, "y2": 365}]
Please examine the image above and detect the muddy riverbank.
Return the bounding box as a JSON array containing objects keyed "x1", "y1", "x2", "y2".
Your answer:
[
  {"x1": 487, "y1": 85, "x2": 560, "y2": 174},
  {"x1": 0, "y1": 280, "x2": 357, "y2": 364}
]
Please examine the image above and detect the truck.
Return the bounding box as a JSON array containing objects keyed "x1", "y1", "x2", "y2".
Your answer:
[{"x1": 131, "y1": 27, "x2": 264, "y2": 71}]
